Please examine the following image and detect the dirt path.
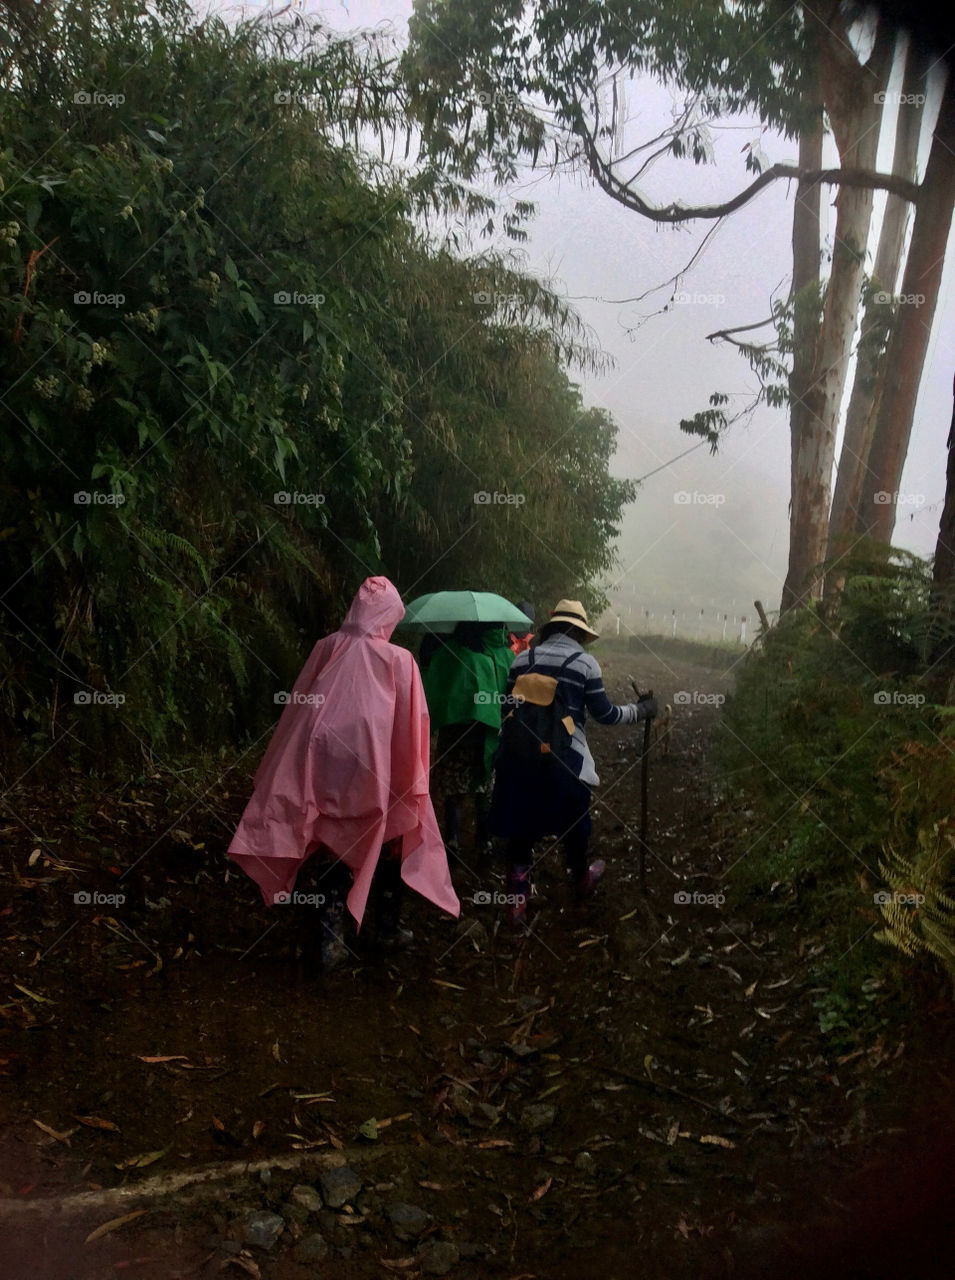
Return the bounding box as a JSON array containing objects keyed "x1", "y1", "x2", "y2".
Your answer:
[{"x1": 1, "y1": 649, "x2": 952, "y2": 1278}]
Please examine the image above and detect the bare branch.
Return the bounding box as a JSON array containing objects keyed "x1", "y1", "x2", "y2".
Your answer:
[{"x1": 579, "y1": 127, "x2": 920, "y2": 222}]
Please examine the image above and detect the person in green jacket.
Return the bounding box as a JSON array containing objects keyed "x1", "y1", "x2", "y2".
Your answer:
[{"x1": 420, "y1": 622, "x2": 515, "y2": 859}]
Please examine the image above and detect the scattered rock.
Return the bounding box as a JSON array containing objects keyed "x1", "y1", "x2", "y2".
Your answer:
[
  {"x1": 320, "y1": 1165, "x2": 362, "y2": 1209},
  {"x1": 520, "y1": 1103, "x2": 556, "y2": 1131},
  {"x1": 574, "y1": 1150, "x2": 596, "y2": 1174},
  {"x1": 293, "y1": 1231, "x2": 329, "y2": 1263},
  {"x1": 386, "y1": 1201, "x2": 432, "y2": 1240},
  {"x1": 418, "y1": 1239, "x2": 460, "y2": 1275},
  {"x1": 202, "y1": 1235, "x2": 241, "y2": 1255},
  {"x1": 469, "y1": 1102, "x2": 501, "y2": 1128},
  {"x1": 448, "y1": 1085, "x2": 473, "y2": 1118},
  {"x1": 290, "y1": 1184, "x2": 324, "y2": 1214},
  {"x1": 241, "y1": 1210, "x2": 285, "y2": 1251}
]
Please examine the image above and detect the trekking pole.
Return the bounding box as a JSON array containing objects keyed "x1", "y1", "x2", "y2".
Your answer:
[{"x1": 629, "y1": 676, "x2": 654, "y2": 893}]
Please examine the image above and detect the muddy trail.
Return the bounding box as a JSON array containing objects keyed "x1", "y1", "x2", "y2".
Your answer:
[{"x1": 2, "y1": 649, "x2": 954, "y2": 1280}]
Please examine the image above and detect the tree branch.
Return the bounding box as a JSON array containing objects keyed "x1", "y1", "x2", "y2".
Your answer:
[{"x1": 580, "y1": 128, "x2": 920, "y2": 222}]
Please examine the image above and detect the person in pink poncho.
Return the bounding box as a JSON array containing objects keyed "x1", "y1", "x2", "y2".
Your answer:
[{"x1": 228, "y1": 575, "x2": 460, "y2": 967}]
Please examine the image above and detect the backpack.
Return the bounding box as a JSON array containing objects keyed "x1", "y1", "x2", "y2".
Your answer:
[{"x1": 498, "y1": 651, "x2": 578, "y2": 769}]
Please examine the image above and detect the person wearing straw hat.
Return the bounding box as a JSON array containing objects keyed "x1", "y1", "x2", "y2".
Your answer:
[{"x1": 488, "y1": 598, "x2": 657, "y2": 925}]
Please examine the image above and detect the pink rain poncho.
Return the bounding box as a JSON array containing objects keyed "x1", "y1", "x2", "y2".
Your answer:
[{"x1": 228, "y1": 576, "x2": 460, "y2": 925}]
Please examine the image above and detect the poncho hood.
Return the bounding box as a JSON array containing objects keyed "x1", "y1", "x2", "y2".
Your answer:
[{"x1": 339, "y1": 574, "x2": 404, "y2": 640}]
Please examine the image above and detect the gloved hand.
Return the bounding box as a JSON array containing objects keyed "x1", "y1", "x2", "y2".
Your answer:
[{"x1": 636, "y1": 694, "x2": 658, "y2": 721}]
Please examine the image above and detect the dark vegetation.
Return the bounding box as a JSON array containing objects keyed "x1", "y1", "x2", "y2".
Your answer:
[
  {"x1": 0, "y1": 0, "x2": 632, "y2": 767},
  {"x1": 715, "y1": 548, "x2": 955, "y2": 1032}
]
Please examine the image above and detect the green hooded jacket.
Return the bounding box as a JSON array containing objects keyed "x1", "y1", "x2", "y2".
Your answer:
[{"x1": 421, "y1": 627, "x2": 515, "y2": 778}]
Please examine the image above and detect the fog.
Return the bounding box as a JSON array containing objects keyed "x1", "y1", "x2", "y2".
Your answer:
[{"x1": 225, "y1": 1, "x2": 955, "y2": 627}]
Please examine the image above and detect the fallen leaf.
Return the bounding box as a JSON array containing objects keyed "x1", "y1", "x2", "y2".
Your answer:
[
  {"x1": 252, "y1": 1121, "x2": 265, "y2": 1140},
  {"x1": 643, "y1": 1054, "x2": 655, "y2": 1081},
  {"x1": 138, "y1": 1055, "x2": 190, "y2": 1064},
  {"x1": 14, "y1": 983, "x2": 53, "y2": 1004},
  {"x1": 74, "y1": 1115, "x2": 120, "y2": 1132},
  {"x1": 271, "y1": 1042, "x2": 282, "y2": 1063},
  {"x1": 84, "y1": 1209, "x2": 148, "y2": 1243},
  {"x1": 32, "y1": 1119, "x2": 74, "y2": 1144},
  {"x1": 529, "y1": 1177, "x2": 553, "y2": 1202},
  {"x1": 358, "y1": 1118, "x2": 379, "y2": 1140},
  {"x1": 699, "y1": 1134, "x2": 736, "y2": 1149},
  {"x1": 431, "y1": 980, "x2": 465, "y2": 990},
  {"x1": 418, "y1": 1180, "x2": 444, "y2": 1190},
  {"x1": 28, "y1": 849, "x2": 42, "y2": 867},
  {"x1": 476, "y1": 1138, "x2": 513, "y2": 1149},
  {"x1": 114, "y1": 1148, "x2": 168, "y2": 1171}
]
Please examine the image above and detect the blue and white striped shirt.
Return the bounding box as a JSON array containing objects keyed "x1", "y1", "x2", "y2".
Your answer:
[{"x1": 504, "y1": 634, "x2": 639, "y2": 784}]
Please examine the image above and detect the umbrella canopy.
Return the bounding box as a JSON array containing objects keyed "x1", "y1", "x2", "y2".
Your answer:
[{"x1": 400, "y1": 590, "x2": 533, "y2": 634}]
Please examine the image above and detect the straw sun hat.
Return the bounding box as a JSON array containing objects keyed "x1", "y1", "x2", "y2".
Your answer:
[{"x1": 548, "y1": 599, "x2": 600, "y2": 639}]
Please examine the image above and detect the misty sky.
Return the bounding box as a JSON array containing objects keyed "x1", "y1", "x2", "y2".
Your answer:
[{"x1": 220, "y1": 0, "x2": 954, "y2": 624}]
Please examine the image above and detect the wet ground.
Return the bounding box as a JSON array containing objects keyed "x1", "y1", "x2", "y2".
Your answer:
[{"x1": 2, "y1": 649, "x2": 953, "y2": 1278}]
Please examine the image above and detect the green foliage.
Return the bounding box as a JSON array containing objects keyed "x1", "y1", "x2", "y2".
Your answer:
[
  {"x1": 0, "y1": 0, "x2": 634, "y2": 766},
  {"x1": 404, "y1": 1, "x2": 817, "y2": 237},
  {"x1": 718, "y1": 548, "x2": 955, "y2": 1017},
  {"x1": 876, "y1": 741, "x2": 955, "y2": 986}
]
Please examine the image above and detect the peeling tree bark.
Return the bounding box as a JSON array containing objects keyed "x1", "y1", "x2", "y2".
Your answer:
[
  {"x1": 862, "y1": 77, "x2": 955, "y2": 542},
  {"x1": 781, "y1": 91, "x2": 824, "y2": 613},
  {"x1": 782, "y1": 17, "x2": 893, "y2": 610},
  {"x1": 828, "y1": 37, "x2": 928, "y2": 562}
]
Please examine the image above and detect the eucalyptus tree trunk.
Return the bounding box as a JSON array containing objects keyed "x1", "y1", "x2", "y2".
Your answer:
[
  {"x1": 862, "y1": 77, "x2": 955, "y2": 542},
  {"x1": 781, "y1": 20, "x2": 892, "y2": 609},
  {"x1": 827, "y1": 37, "x2": 928, "y2": 561}
]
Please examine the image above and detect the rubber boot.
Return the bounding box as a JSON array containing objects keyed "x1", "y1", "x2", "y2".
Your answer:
[
  {"x1": 507, "y1": 863, "x2": 531, "y2": 928},
  {"x1": 444, "y1": 796, "x2": 462, "y2": 857},
  {"x1": 375, "y1": 844, "x2": 413, "y2": 951},
  {"x1": 575, "y1": 859, "x2": 606, "y2": 902},
  {"x1": 474, "y1": 795, "x2": 493, "y2": 861},
  {"x1": 318, "y1": 884, "x2": 348, "y2": 970}
]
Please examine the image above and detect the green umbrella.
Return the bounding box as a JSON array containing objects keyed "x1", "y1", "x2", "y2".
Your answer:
[{"x1": 400, "y1": 590, "x2": 533, "y2": 634}]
